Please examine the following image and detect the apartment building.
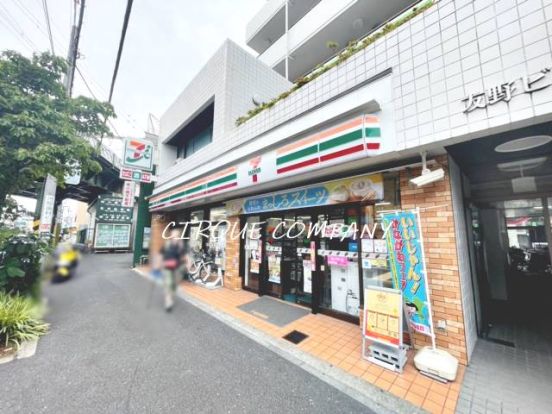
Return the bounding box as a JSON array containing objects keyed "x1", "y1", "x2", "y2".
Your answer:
[{"x1": 149, "y1": 0, "x2": 552, "y2": 378}]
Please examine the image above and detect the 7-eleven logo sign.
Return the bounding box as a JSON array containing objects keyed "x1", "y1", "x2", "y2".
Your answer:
[
  {"x1": 123, "y1": 138, "x2": 153, "y2": 171},
  {"x1": 248, "y1": 156, "x2": 262, "y2": 183}
]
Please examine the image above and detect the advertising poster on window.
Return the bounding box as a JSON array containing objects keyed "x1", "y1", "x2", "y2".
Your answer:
[
  {"x1": 363, "y1": 286, "x2": 402, "y2": 347},
  {"x1": 381, "y1": 209, "x2": 433, "y2": 337},
  {"x1": 268, "y1": 254, "x2": 281, "y2": 283}
]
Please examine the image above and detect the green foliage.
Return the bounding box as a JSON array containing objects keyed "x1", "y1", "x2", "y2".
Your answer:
[
  {"x1": 0, "y1": 291, "x2": 48, "y2": 349},
  {"x1": 235, "y1": 0, "x2": 434, "y2": 127},
  {"x1": 0, "y1": 234, "x2": 50, "y2": 298},
  {"x1": 0, "y1": 50, "x2": 116, "y2": 210}
]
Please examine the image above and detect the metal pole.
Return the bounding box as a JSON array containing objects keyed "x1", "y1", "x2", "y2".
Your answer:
[{"x1": 415, "y1": 207, "x2": 437, "y2": 349}]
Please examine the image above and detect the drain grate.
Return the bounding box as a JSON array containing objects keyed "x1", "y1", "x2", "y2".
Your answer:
[{"x1": 283, "y1": 330, "x2": 308, "y2": 345}]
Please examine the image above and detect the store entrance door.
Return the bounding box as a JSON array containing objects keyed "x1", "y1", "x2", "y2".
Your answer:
[
  {"x1": 261, "y1": 213, "x2": 315, "y2": 307},
  {"x1": 471, "y1": 197, "x2": 552, "y2": 349}
]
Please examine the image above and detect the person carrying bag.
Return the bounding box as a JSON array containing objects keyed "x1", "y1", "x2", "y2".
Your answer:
[{"x1": 161, "y1": 229, "x2": 184, "y2": 312}]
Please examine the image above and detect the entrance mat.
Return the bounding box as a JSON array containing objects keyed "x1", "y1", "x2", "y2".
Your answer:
[
  {"x1": 283, "y1": 330, "x2": 308, "y2": 345},
  {"x1": 237, "y1": 296, "x2": 310, "y2": 327}
]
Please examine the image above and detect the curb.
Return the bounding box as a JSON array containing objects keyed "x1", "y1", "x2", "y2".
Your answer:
[{"x1": 133, "y1": 268, "x2": 425, "y2": 414}]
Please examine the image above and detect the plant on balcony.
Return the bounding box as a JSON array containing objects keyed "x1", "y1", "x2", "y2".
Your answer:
[{"x1": 236, "y1": 0, "x2": 434, "y2": 127}]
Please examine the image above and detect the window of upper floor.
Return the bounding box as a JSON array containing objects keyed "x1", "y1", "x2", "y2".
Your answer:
[{"x1": 168, "y1": 100, "x2": 215, "y2": 160}]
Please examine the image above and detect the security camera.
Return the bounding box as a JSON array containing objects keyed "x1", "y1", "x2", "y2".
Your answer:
[
  {"x1": 409, "y1": 168, "x2": 445, "y2": 188},
  {"x1": 409, "y1": 151, "x2": 445, "y2": 188}
]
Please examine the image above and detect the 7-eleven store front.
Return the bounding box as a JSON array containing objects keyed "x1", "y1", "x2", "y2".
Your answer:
[{"x1": 149, "y1": 113, "x2": 471, "y2": 365}]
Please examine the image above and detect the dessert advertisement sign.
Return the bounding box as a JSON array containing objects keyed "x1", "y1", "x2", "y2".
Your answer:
[{"x1": 239, "y1": 173, "x2": 383, "y2": 214}]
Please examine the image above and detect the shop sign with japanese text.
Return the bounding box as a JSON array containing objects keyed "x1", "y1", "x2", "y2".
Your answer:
[
  {"x1": 120, "y1": 167, "x2": 153, "y2": 183},
  {"x1": 462, "y1": 67, "x2": 551, "y2": 113},
  {"x1": 381, "y1": 210, "x2": 433, "y2": 337},
  {"x1": 240, "y1": 173, "x2": 383, "y2": 214},
  {"x1": 122, "y1": 181, "x2": 135, "y2": 208}
]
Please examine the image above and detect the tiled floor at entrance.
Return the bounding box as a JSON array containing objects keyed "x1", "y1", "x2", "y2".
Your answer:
[
  {"x1": 180, "y1": 282, "x2": 465, "y2": 414},
  {"x1": 458, "y1": 334, "x2": 552, "y2": 414}
]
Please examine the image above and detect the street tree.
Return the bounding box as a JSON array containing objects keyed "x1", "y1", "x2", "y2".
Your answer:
[{"x1": 0, "y1": 50, "x2": 115, "y2": 210}]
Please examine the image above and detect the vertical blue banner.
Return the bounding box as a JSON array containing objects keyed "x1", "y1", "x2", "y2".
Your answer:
[{"x1": 381, "y1": 210, "x2": 433, "y2": 337}]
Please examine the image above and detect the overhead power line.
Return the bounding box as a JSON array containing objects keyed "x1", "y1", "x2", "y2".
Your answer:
[
  {"x1": 108, "y1": 0, "x2": 133, "y2": 104},
  {"x1": 41, "y1": 0, "x2": 55, "y2": 54}
]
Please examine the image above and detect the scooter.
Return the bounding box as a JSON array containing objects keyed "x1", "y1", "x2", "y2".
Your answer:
[{"x1": 51, "y1": 242, "x2": 80, "y2": 283}]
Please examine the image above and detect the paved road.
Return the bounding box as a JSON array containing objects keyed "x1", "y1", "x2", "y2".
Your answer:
[{"x1": 0, "y1": 254, "x2": 372, "y2": 414}]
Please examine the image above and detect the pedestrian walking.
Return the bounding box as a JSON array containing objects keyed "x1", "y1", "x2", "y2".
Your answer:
[{"x1": 160, "y1": 229, "x2": 184, "y2": 312}]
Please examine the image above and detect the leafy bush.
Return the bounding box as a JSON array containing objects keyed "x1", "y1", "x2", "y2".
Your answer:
[
  {"x1": 0, "y1": 234, "x2": 50, "y2": 298},
  {"x1": 0, "y1": 292, "x2": 48, "y2": 349}
]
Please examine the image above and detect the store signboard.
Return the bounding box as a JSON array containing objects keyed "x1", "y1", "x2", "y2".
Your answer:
[
  {"x1": 150, "y1": 114, "x2": 384, "y2": 211},
  {"x1": 39, "y1": 174, "x2": 57, "y2": 232},
  {"x1": 381, "y1": 209, "x2": 434, "y2": 337},
  {"x1": 120, "y1": 167, "x2": 153, "y2": 183},
  {"x1": 123, "y1": 138, "x2": 154, "y2": 171},
  {"x1": 122, "y1": 181, "x2": 135, "y2": 207},
  {"x1": 96, "y1": 195, "x2": 133, "y2": 223},
  {"x1": 94, "y1": 223, "x2": 131, "y2": 249},
  {"x1": 363, "y1": 286, "x2": 402, "y2": 347},
  {"x1": 239, "y1": 173, "x2": 383, "y2": 215}
]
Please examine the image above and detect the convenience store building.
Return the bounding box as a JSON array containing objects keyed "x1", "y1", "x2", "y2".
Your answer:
[{"x1": 149, "y1": 0, "x2": 552, "y2": 371}]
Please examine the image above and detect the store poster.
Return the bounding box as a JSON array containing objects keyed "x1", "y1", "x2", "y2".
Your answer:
[
  {"x1": 364, "y1": 287, "x2": 402, "y2": 347},
  {"x1": 268, "y1": 254, "x2": 281, "y2": 283},
  {"x1": 327, "y1": 255, "x2": 348, "y2": 267},
  {"x1": 381, "y1": 210, "x2": 433, "y2": 337},
  {"x1": 303, "y1": 260, "x2": 312, "y2": 293}
]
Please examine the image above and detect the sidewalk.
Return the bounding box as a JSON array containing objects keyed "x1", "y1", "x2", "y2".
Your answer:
[{"x1": 163, "y1": 274, "x2": 465, "y2": 414}]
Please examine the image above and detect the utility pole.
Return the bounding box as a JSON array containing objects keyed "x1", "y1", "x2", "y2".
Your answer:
[
  {"x1": 46, "y1": 0, "x2": 85, "y2": 243},
  {"x1": 65, "y1": 0, "x2": 85, "y2": 96}
]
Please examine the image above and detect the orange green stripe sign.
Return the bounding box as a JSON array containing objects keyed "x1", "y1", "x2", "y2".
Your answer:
[
  {"x1": 150, "y1": 167, "x2": 237, "y2": 210},
  {"x1": 150, "y1": 114, "x2": 383, "y2": 211},
  {"x1": 276, "y1": 115, "x2": 380, "y2": 175}
]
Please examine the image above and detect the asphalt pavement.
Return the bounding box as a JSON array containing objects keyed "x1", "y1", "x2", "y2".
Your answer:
[{"x1": 0, "y1": 253, "x2": 373, "y2": 414}]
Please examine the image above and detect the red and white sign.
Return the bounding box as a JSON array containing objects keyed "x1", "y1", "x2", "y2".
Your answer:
[
  {"x1": 119, "y1": 167, "x2": 153, "y2": 183},
  {"x1": 122, "y1": 181, "x2": 135, "y2": 207}
]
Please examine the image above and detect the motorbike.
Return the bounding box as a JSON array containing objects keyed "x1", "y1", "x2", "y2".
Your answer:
[{"x1": 51, "y1": 242, "x2": 80, "y2": 282}]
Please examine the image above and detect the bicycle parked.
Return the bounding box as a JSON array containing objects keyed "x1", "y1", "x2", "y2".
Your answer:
[{"x1": 186, "y1": 251, "x2": 223, "y2": 289}]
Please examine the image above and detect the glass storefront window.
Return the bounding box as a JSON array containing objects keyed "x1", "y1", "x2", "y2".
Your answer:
[
  {"x1": 244, "y1": 216, "x2": 261, "y2": 291},
  {"x1": 317, "y1": 207, "x2": 361, "y2": 317},
  {"x1": 190, "y1": 210, "x2": 204, "y2": 223},
  {"x1": 208, "y1": 206, "x2": 227, "y2": 274},
  {"x1": 361, "y1": 204, "x2": 393, "y2": 290},
  {"x1": 265, "y1": 217, "x2": 283, "y2": 296}
]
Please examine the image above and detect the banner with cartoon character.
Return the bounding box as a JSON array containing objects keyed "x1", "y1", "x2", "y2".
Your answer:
[{"x1": 381, "y1": 209, "x2": 434, "y2": 337}]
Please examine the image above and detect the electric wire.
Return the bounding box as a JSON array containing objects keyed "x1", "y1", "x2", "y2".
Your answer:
[
  {"x1": 107, "y1": 0, "x2": 133, "y2": 104},
  {"x1": 41, "y1": 0, "x2": 55, "y2": 54}
]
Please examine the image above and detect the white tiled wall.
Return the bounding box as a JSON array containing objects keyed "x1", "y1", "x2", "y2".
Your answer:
[
  {"x1": 157, "y1": 0, "x2": 552, "y2": 190},
  {"x1": 157, "y1": 40, "x2": 290, "y2": 179}
]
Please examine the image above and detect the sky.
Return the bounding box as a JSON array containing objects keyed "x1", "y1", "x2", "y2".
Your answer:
[
  {"x1": 0, "y1": 0, "x2": 261, "y2": 138},
  {"x1": 2, "y1": 0, "x2": 262, "y2": 212}
]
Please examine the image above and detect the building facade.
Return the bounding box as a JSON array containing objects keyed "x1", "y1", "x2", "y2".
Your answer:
[{"x1": 149, "y1": 0, "x2": 552, "y2": 367}]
